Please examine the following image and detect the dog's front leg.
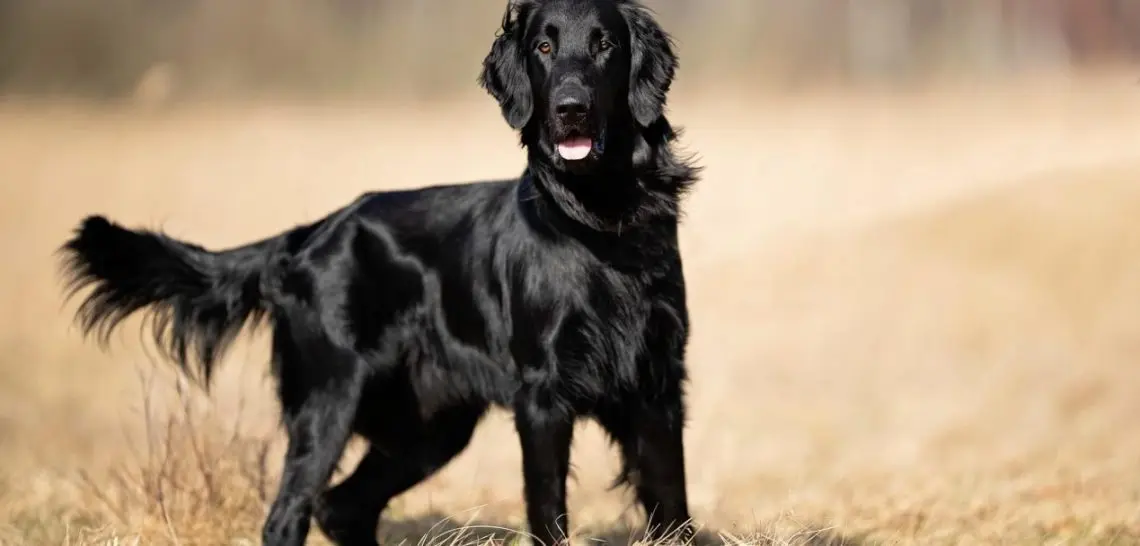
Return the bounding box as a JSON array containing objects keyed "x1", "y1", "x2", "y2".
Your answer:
[{"x1": 515, "y1": 398, "x2": 575, "y2": 546}]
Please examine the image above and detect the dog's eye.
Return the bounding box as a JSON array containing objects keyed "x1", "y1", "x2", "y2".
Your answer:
[
  {"x1": 537, "y1": 41, "x2": 552, "y2": 54},
  {"x1": 598, "y1": 39, "x2": 613, "y2": 52}
]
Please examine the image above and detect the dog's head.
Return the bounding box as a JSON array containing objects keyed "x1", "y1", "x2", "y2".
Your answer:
[{"x1": 479, "y1": 0, "x2": 677, "y2": 173}]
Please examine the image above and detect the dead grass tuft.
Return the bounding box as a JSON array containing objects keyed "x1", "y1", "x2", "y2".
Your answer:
[
  {"x1": 71, "y1": 366, "x2": 274, "y2": 543},
  {"x1": 0, "y1": 363, "x2": 277, "y2": 545}
]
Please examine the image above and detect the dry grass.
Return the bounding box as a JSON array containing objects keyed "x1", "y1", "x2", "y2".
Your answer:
[{"x1": 2, "y1": 73, "x2": 1140, "y2": 545}]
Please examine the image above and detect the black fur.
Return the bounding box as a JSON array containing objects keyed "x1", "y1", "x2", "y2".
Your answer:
[{"x1": 58, "y1": 1, "x2": 699, "y2": 545}]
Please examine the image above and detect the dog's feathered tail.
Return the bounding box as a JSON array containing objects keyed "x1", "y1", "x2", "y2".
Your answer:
[{"x1": 58, "y1": 215, "x2": 293, "y2": 387}]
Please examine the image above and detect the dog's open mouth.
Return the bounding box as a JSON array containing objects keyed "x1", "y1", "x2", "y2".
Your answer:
[{"x1": 556, "y1": 133, "x2": 594, "y2": 161}]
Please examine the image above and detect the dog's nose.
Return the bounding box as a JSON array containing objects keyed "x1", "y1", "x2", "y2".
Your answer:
[{"x1": 555, "y1": 96, "x2": 590, "y2": 123}]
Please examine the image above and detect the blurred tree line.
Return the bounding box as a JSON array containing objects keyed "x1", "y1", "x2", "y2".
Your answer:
[{"x1": 0, "y1": 0, "x2": 1137, "y2": 100}]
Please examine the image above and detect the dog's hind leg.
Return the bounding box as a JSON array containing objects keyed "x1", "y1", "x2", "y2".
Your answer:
[
  {"x1": 314, "y1": 403, "x2": 487, "y2": 546},
  {"x1": 261, "y1": 326, "x2": 367, "y2": 546}
]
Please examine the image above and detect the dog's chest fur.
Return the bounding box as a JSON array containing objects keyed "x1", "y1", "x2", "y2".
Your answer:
[{"x1": 506, "y1": 240, "x2": 676, "y2": 409}]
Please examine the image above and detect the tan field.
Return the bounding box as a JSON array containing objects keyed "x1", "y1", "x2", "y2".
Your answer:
[{"x1": 2, "y1": 74, "x2": 1140, "y2": 545}]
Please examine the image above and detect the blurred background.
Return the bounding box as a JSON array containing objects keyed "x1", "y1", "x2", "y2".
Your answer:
[
  {"x1": 2, "y1": 1, "x2": 1140, "y2": 545},
  {"x1": 1, "y1": 0, "x2": 1139, "y2": 99}
]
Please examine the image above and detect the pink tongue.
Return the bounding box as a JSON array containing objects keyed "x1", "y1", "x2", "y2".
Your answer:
[{"x1": 557, "y1": 137, "x2": 593, "y2": 160}]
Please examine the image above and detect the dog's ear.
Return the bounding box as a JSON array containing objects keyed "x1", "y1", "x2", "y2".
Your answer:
[
  {"x1": 621, "y1": 3, "x2": 678, "y2": 127},
  {"x1": 478, "y1": 2, "x2": 534, "y2": 130}
]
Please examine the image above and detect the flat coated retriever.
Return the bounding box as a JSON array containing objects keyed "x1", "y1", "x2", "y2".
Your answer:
[{"x1": 59, "y1": 0, "x2": 700, "y2": 544}]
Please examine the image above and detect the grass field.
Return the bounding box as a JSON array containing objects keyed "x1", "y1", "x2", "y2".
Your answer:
[{"x1": 2, "y1": 74, "x2": 1140, "y2": 545}]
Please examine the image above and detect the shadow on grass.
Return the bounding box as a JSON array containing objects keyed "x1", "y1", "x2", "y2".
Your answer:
[{"x1": 376, "y1": 513, "x2": 871, "y2": 545}]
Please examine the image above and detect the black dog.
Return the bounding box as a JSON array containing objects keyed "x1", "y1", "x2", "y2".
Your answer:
[{"x1": 59, "y1": 0, "x2": 700, "y2": 544}]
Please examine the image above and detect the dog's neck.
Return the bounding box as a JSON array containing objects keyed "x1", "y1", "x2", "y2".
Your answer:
[{"x1": 519, "y1": 116, "x2": 698, "y2": 237}]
